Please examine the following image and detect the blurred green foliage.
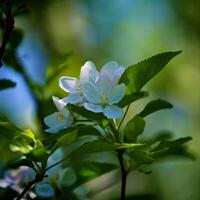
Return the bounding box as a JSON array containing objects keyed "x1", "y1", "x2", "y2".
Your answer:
[{"x1": 0, "y1": 0, "x2": 200, "y2": 200}]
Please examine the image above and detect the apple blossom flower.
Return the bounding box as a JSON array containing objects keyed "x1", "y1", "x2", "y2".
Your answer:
[
  {"x1": 59, "y1": 61, "x2": 125, "y2": 105},
  {"x1": 59, "y1": 61, "x2": 99, "y2": 104},
  {"x1": 44, "y1": 96, "x2": 73, "y2": 133},
  {"x1": 82, "y1": 76, "x2": 126, "y2": 118}
]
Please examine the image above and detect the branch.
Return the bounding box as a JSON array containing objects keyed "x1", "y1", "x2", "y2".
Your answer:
[
  {"x1": 0, "y1": 2, "x2": 15, "y2": 67},
  {"x1": 117, "y1": 150, "x2": 128, "y2": 200},
  {"x1": 16, "y1": 172, "x2": 46, "y2": 200}
]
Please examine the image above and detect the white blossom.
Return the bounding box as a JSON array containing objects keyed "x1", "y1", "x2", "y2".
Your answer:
[{"x1": 44, "y1": 96, "x2": 73, "y2": 133}]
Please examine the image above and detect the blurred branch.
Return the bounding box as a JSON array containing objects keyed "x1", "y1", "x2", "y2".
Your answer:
[{"x1": 0, "y1": 0, "x2": 15, "y2": 67}]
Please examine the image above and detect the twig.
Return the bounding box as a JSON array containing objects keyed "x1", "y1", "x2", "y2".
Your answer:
[
  {"x1": 16, "y1": 173, "x2": 45, "y2": 200},
  {"x1": 118, "y1": 104, "x2": 130, "y2": 131},
  {"x1": 117, "y1": 150, "x2": 128, "y2": 200}
]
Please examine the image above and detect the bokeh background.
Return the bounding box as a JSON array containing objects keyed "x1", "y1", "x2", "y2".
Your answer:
[{"x1": 0, "y1": 0, "x2": 200, "y2": 199}]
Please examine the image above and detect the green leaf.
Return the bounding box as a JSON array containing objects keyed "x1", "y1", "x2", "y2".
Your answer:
[
  {"x1": 8, "y1": 158, "x2": 35, "y2": 169},
  {"x1": 72, "y1": 140, "x2": 115, "y2": 156},
  {"x1": 58, "y1": 168, "x2": 77, "y2": 188},
  {"x1": 138, "y1": 99, "x2": 173, "y2": 117},
  {"x1": 0, "y1": 79, "x2": 16, "y2": 90},
  {"x1": 9, "y1": 29, "x2": 24, "y2": 49},
  {"x1": 152, "y1": 145, "x2": 195, "y2": 160},
  {"x1": 124, "y1": 116, "x2": 145, "y2": 142},
  {"x1": 115, "y1": 143, "x2": 145, "y2": 149},
  {"x1": 9, "y1": 136, "x2": 34, "y2": 154},
  {"x1": 120, "y1": 51, "x2": 181, "y2": 94},
  {"x1": 152, "y1": 136, "x2": 192, "y2": 152},
  {"x1": 71, "y1": 162, "x2": 116, "y2": 190},
  {"x1": 49, "y1": 131, "x2": 77, "y2": 154},
  {"x1": 0, "y1": 115, "x2": 22, "y2": 139},
  {"x1": 67, "y1": 104, "x2": 105, "y2": 123},
  {"x1": 118, "y1": 91, "x2": 148, "y2": 108},
  {"x1": 130, "y1": 150, "x2": 154, "y2": 167},
  {"x1": 0, "y1": 188, "x2": 18, "y2": 199},
  {"x1": 2, "y1": 49, "x2": 18, "y2": 68}
]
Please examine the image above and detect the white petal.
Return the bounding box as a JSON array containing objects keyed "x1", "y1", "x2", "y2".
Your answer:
[
  {"x1": 113, "y1": 65, "x2": 125, "y2": 83},
  {"x1": 59, "y1": 76, "x2": 79, "y2": 93},
  {"x1": 82, "y1": 82, "x2": 100, "y2": 104},
  {"x1": 35, "y1": 183, "x2": 55, "y2": 198},
  {"x1": 44, "y1": 112, "x2": 58, "y2": 127},
  {"x1": 108, "y1": 83, "x2": 126, "y2": 104},
  {"x1": 101, "y1": 61, "x2": 118, "y2": 76},
  {"x1": 45, "y1": 124, "x2": 65, "y2": 134},
  {"x1": 80, "y1": 61, "x2": 99, "y2": 82},
  {"x1": 96, "y1": 76, "x2": 113, "y2": 96},
  {"x1": 52, "y1": 96, "x2": 65, "y2": 111},
  {"x1": 62, "y1": 94, "x2": 83, "y2": 104},
  {"x1": 83, "y1": 103, "x2": 103, "y2": 113},
  {"x1": 66, "y1": 114, "x2": 74, "y2": 127},
  {"x1": 44, "y1": 112, "x2": 67, "y2": 133},
  {"x1": 101, "y1": 62, "x2": 125, "y2": 84},
  {"x1": 103, "y1": 105, "x2": 123, "y2": 119}
]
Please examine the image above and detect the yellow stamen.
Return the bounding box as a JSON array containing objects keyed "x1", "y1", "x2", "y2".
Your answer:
[
  {"x1": 100, "y1": 95, "x2": 109, "y2": 106},
  {"x1": 56, "y1": 113, "x2": 66, "y2": 121}
]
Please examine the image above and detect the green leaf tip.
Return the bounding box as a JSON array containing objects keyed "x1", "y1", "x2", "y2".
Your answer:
[
  {"x1": 138, "y1": 99, "x2": 173, "y2": 118},
  {"x1": 120, "y1": 51, "x2": 182, "y2": 94},
  {"x1": 0, "y1": 79, "x2": 16, "y2": 90}
]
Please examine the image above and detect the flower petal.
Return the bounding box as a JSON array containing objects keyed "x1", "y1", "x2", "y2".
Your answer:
[
  {"x1": 95, "y1": 76, "x2": 113, "y2": 96},
  {"x1": 59, "y1": 76, "x2": 79, "y2": 93},
  {"x1": 82, "y1": 82, "x2": 100, "y2": 104},
  {"x1": 83, "y1": 103, "x2": 103, "y2": 113},
  {"x1": 101, "y1": 62, "x2": 125, "y2": 84},
  {"x1": 52, "y1": 96, "x2": 65, "y2": 111},
  {"x1": 108, "y1": 83, "x2": 126, "y2": 104},
  {"x1": 113, "y1": 65, "x2": 125, "y2": 83},
  {"x1": 101, "y1": 61, "x2": 118, "y2": 76},
  {"x1": 44, "y1": 112, "x2": 58, "y2": 127},
  {"x1": 63, "y1": 94, "x2": 83, "y2": 104},
  {"x1": 80, "y1": 61, "x2": 99, "y2": 82},
  {"x1": 45, "y1": 124, "x2": 66, "y2": 134},
  {"x1": 44, "y1": 112, "x2": 67, "y2": 133},
  {"x1": 103, "y1": 105, "x2": 123, "y2": 119}
]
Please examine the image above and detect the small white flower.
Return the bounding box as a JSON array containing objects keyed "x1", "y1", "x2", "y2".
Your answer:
[
  {"x1": 44, "y1": 96, "x2": 73, "y2": 133},
  {"x1": 59, "y1": 61, "x2": 99, "y2": 104},
  {"x1": 82, "y1": 76, "x2": 126, "y2": 119}
]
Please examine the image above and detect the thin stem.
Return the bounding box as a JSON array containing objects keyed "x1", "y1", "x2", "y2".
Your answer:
[
  {"x1": 118, "y1": 105, "x2": 130, "y2": 131},
  {"x1": 45, "y1": 155, "x2": 70, "y2": 171},
  {"x1": 109, "y1": 121, "x2": 119, "y2": 142},
  {"x1": 117, "y1": 150, "x2": 128, "y2": 200},
  {"x1": 16, "y1": 173, "x2": 44, "y2": 200}
]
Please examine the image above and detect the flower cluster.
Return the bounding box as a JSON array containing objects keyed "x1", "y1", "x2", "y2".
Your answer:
[
  {"x1": 0, "y1": 166, "x2": 36, "y2": 195},
  {"x1": 44, "y1": 61, "x2": 126, "y2": 133}
]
